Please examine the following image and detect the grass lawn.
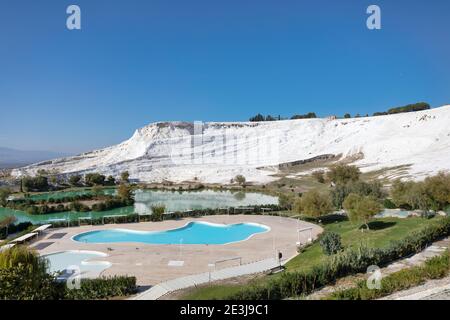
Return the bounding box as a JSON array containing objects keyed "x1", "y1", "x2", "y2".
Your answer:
[{"x1": 180, "y1": 215, "x2": 444, "y2": 300}]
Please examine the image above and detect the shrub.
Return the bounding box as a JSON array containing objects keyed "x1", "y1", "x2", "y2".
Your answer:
[
  {"x1": 151, "y1": 204, "x2": 166, "y2": 221},
  {"x1": 383, "y1": 198, "x2": 396, "y2": 209},
  {"x1": 234, "y1": 175, "x2": 246, "y2": 186},
  {"x1": 64, "y1": 276, "x2": 137, "y2": 300},
  {"x1": 319, "y1": 232, "x2": 343, "y2": 255},
  {"x1": 311, "y1": 170, "x2": 325, "y2": 183}
]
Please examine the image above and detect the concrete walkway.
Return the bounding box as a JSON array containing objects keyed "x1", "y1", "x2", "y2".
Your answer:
[
  {"x1": 132, "y1": 257, "x2": 280, "y2": 300},
  {"x1": 380, "y1": 278, "x2": 450, "y2": 300},
  {"x1": 382, "y1": 237, "x2": 450, "y2": 275}
]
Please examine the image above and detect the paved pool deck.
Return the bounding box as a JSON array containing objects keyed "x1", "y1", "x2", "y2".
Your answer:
[{"x1": 30, "y1": 215, "x2": 322, "y2": 286}]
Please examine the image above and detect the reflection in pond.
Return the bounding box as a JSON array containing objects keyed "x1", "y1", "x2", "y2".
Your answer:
[{"x1": 0, "y1": 189, "x2": 278, "y2": 223}]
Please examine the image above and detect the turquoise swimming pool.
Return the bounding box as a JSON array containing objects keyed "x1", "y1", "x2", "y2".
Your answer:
[{"x1": 73, "y1": 221, "x2": 269, "y2": 245}]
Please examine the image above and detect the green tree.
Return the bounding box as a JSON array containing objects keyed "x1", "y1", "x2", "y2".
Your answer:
[
  {"x1": 344, "y1": 113, "x2": 351, "y2": 119},
  {"x1": 85, "y1": 173, "x2": 106, "y2": 186},
  {"x1": 327, "y1": 164, "x2": 360, "y2": 185},
  {"x1": 331, "y1": 180, "x2": 385, "y2": 209},
  {"x1": 0, "y1": 216, "x2": 16, "y2": 237},
  {"x1": 106, "y1": 175, "x2": 116, "y2": 185},
  {"x1": 423, "y1": 172, "x2": 450, "y2": 210},
  {"x1": 22, "y1": 176, "x2": 49, "y2": 192},
  {"x1": 0, "y1": 187, "x2": 12, "y2": 206},
  {"x1": 92, "y1": 185, "x2": 103, "y2": 197},
  {"x1": 293, "y1": 190, "x2": 333, "y2": 217},
  {"x1": 249, "y1": 113, "x2": 265, "y2": 122},
  {"x1": 0, "y1": 246, "x2": 65, "y2": 300},
  {"x1": 278, "y1": 193, "x2": 295, "y2": 210},
  {"x1": 235, "y1": 175, "x2": 246, "y2": 186},
  {"x1": 343, "y1": 193, "x2": 382, "y2": 231},
  {"x1": 121, "y1": 171, "x2": 130, "y2": 183},
  {"x1": 117, "y1": 183, "x2": 133, "y2": 201},
  {"x1": 69, "y1": 175, "x2": 82, "y2": 186}
]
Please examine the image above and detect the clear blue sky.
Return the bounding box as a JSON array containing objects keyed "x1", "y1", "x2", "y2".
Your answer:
[{"x1": 1, "y1": 0, "x2": 449, "y2": 154}]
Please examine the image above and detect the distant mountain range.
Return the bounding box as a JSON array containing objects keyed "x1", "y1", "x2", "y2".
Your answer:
[{"x1": 0, "y1": 147, "x2": 70, "y2": 169}]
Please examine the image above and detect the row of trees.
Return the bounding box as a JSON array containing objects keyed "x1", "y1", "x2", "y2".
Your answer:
[
  {"x1": 249, "y1": 112, "x2": 317, "y2": 122},
  {"x1": 373, "y1": 102, "x2": 430, "y2": 116},
  {"x1": 69, "y1": 171, "x2": 130, "y2": 187},
  {"x1": 249, "y1": 102, "x2": 430, "y2": 122},
  {"x1": 289, "y1": 164, "x2": 385, "y2": 231},
  {"x1": 17, "y1": 171, "x2": 131, "y2": 192},
  {"x1": 391, "y1": 172, "x2": 450, "y2": 211},
  {"x1": 287, "y1": 165, "x2": 449, "y2": 231}
]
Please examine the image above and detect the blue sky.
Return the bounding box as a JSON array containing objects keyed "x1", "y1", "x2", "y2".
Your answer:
[{"x1": 0, "y1": 0, "x2": 449, "y2": 154}]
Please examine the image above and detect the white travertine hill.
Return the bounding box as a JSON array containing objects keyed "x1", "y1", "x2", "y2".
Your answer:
[{"x1": 11, "y1": 105, "x2": 450, "y2": 183}]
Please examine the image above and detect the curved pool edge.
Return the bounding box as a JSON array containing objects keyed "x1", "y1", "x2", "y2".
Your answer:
[
  {"x1": 41, "y1": 250, "x2": 113, "y2": 276},
  {"x1": 71, "y1": 220, "x2": 271, "y2": 246}
]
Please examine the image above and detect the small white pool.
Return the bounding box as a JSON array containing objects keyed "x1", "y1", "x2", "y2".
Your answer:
[
  {"x1": 375, "y1": 209, "x2": 412, "y2": 219},
  {"x1": 42, "y1": 250, "x2": 111, "y2": 279}
]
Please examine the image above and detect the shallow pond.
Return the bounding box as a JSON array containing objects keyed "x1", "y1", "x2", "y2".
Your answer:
[{"x1": 0, "y1": 189, "x2": 278, "y2": 224}]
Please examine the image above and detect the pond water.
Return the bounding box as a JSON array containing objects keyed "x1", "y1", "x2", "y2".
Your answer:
[{"x1": 0, "y1": 189, "x2": 278, "y2": 224}]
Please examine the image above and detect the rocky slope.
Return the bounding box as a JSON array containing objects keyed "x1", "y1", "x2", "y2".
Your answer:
[{"x1": 11, "y1": 105, "x2": 450, "y2": 184}]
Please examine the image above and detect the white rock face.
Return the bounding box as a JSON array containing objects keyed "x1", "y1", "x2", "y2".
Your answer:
[{"x1": 11, "y1": 106, "x2": 450, "y2": 183}]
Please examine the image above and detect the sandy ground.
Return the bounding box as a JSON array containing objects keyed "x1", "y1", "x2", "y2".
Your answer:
[{"x1": 31, "y1": 215, "x2": 322, "y2": 286}]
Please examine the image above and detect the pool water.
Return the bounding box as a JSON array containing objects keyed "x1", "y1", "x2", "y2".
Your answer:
[
  {"x1": 42, "y1": 250, "x2": 111, "y2": 278},
  {"x1": 73, "y1": 221, "x2": 270, "y2": 245},
  {"x1": 375, "y1": 209, "x2": 411, "y2": 218}
]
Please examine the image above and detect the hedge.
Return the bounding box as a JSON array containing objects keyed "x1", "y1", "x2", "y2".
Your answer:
[
  {"x1": 328, "y1": 250, "x2": 450, "y2": 300},
  {"x1": 64, "y1": 276, "x2": 138, "y2": 300}
]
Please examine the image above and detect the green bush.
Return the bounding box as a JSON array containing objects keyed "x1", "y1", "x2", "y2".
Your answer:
[
  {"x1": 64, "y1": 276, "x2": 137, "y2": 300},
  {"x1": 151, "y1": 204, "x2": 166, "y2": 221},
  {"x1": 319, "y1": 232, "x2": 343, "y2": 255},
  {"x1": 383, "y1": 198, "x2": 396, "y2": 209},
  {"x1": 0, "y1": 265, "x2": 65, "y2": 300}
]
